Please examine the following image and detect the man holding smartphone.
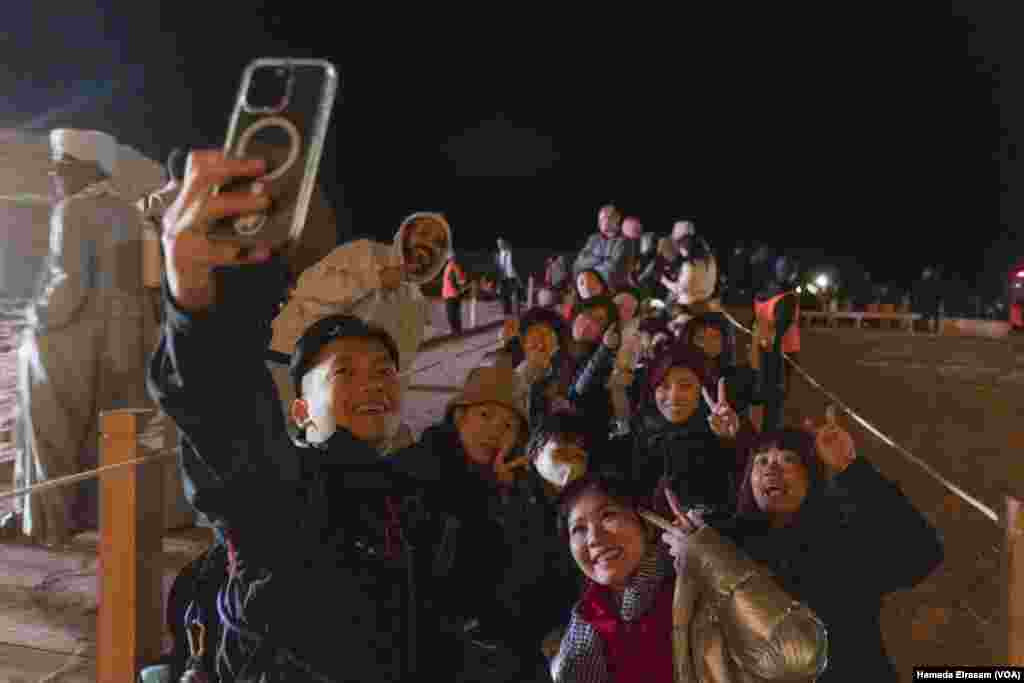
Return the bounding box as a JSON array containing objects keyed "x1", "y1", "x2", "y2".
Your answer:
[{"x1": 149, "y1": 150, "x2": 467, "y2": 682}]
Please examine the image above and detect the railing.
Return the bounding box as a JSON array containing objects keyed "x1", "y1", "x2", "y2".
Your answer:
[
  {"x1": 800, "y1": 310, "x2": 921, "y2": 332},
  {"x1": 721, "y1": 307, "x2": 1023, "y2": 664}
]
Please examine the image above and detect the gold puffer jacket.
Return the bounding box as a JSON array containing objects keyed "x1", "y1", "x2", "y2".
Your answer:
[{"x1": 673, "y1": 526, "x2": 828, "y2": 682}]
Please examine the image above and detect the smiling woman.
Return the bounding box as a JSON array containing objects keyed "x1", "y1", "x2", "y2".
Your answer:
[{"x1": 551, "y1": 472, "x2": 827, "y2": 682}]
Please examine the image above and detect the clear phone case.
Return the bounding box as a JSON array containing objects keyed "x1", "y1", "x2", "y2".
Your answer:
[{"x1": 208, "y1": 58, "x2": 338, "y2": 248}]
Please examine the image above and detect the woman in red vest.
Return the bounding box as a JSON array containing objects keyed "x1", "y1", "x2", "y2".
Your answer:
[
  {"x1": 550, "y1": 472, "x2": 827, "y2": 682},
  {"x1": 442, "y1": 256, "x2": 468, "y2": 334}
]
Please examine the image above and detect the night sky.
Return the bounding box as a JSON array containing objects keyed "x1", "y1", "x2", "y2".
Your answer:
[{"x1": 2, "y1": 3, "x2": 1019, "y2": 295}]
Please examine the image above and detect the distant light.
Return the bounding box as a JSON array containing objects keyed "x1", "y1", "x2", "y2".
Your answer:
[
  {"x1": 1016, "y1": 270, "x2": 1024, "y2": 279},
  {"x1": 806, "y1": 283, "x2": 819, "y2": 295},
  {"x1": 815, "y1": 274, "x2": 829, "y2": 289}
]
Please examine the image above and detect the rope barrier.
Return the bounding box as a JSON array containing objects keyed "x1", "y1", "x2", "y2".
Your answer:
[
  {"x1": 718, "y1": 308, "x2": 1000, "y2": 525},
  {"x1": 0, "y1": 324, "x2": 507, "y2": 502}
]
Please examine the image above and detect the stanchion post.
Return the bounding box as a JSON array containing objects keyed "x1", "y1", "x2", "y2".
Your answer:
[
  {"x1": 97, "y1": 409, "x2": 164, "y2": 682},
  {"x1": 470, "y1": 281, "x2": 478, "y2": 329},
  {"x1": 1004, "y1": 496, "x2": 1024, "y2": 664}
]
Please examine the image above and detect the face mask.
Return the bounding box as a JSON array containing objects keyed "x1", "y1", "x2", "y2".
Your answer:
[{"x1": 534, "y1": 441, "x2": 587, "y2": 489}]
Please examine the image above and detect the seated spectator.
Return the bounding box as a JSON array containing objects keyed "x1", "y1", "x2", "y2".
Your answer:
[
  {"x1": 515, "y1": 308, "x2": 577, "y2": 425},
  {"x1": 560, "y1": 268, "x2": 610, "y2": 322},
  {"x1": 630, "y1": 232, "x2": 658, "y2": 295},
  {"x1": 724, "y1": 413, "x2": 944, "y2": 681},
  {"x1": 573, "y1": 204, "x2": 629, "y2": 288},
  {"x1": 617, "y1": 215, "x2": 644, "y2": 290},
  {"x1": 550, "y1": 472, "x2": 828, "y2": 682}
]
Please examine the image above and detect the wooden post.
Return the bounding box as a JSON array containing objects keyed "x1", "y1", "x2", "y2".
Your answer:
[
  {"x1": 98, "y1": 409, "x2": 165, "y2": 682},
  {"x1": 1005, "y1": 496, "x2": 1024, "y2": 664}
]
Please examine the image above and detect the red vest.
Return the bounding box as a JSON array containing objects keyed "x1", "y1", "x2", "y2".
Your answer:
[
  {"x1": 442, "y1": 261, "x2": 466, "y2": 299},
  {"x1": 579, "y1": 579, "x2": 675, "y2": 683},
  {"x1": 754, "y1": 290, "x2": 801, "y2": 353}
]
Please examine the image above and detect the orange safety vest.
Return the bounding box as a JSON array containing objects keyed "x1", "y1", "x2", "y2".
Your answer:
[
  {"x1": 442, "y1": 261, "x2": 466, "y2": 299},
  {"x1": 754, "y1": 290, "x2": 801, "y2": 354}
]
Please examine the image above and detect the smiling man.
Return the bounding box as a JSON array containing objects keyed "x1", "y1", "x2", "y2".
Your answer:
[
  {"x1": 269, "y1": 211, "x2": 452, "y2": 450},
  {"x1": 148, "y1": 150, "x2": 468, "y2": 681}
]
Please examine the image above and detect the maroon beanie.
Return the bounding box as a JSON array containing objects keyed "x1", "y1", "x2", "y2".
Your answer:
[{"x1": 645, "y1": 341, "x2": 710, "y2": 402}]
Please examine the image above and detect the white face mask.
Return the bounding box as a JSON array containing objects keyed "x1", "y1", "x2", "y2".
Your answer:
[{"x1": 534, "y1": 440, "x2": 587, "y2": 489}]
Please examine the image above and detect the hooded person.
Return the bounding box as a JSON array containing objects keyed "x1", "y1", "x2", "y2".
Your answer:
[
  {"x1": 386, "y1": 365, "x2": 574, "y2": 682},
  {"x1": 721, "y1": 418, "x2": 943, "y2": 682},
  {"x1": 268, "y1": 211, "x2": 452, "y2": 451},
  {"x1": 9, "y1": 129, "x2": 161, "y2": 544}
]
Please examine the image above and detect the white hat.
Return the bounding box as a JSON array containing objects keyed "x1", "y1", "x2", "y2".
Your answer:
[{"x1": 49, "y1": 129, "x2": 118, "y2": 176}]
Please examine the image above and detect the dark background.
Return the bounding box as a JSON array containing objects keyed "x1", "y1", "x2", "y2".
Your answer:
[{"x1": 2, "y1": 3, "x2": 1020, "y2": 302}]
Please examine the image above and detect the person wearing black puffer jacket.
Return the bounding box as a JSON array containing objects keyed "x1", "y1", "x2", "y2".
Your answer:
[
  {"x1": 388, "y1": 365, "x2": 577, "y2": 682},
  {"x1": 624, "y1": 341, "x2": 751, "y2": 525},
  {"x1": 720, "y1": 417, "x2": 944, "y2": 682},
  {"x1": 566, "y1": 296, "x2": 621, "y2": 449},
  {"x1": 148, "y1": 151, "x2": 466, "y2": 682}
]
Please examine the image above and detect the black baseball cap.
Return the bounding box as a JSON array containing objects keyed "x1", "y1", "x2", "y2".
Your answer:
[{"x1": 289, "y1": 315, "x2": 400, "y2": 397}]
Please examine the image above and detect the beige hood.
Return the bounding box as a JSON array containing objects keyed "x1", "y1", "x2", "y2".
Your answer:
[{"x1": 393, "y1": 211, "x2": 452, "y2": 286}]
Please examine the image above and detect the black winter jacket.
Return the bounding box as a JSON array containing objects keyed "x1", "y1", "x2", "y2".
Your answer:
[
  {"x1": 148, "y1": 262, "x2": 463, "y2": 682},
  {"x1": 721, "y1": 458, "x2": 944, "y2": 682}
]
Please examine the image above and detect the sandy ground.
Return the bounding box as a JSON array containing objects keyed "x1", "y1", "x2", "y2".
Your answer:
[{"x1": 0, "y1": 300, "x2": 1019, "y2": 679}]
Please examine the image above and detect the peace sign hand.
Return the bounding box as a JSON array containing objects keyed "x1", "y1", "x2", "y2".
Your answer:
[
  {"x1": 660, "y1": 487, "x2": 706, "y2": 574},
  {"x1": 802, "y1": 404, "x2": 857, "y2": 478},
  {"x1": 703, "y1": 378, "x2": 740, "y2": 439}
]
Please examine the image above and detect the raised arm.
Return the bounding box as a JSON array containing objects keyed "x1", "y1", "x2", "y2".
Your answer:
[{"x1": 147, "y1": 151, "x2": 301, "y2": 539}]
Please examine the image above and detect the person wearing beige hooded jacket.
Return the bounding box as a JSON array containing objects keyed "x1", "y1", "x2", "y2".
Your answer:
[{"x1": 269, "y1": 212, "x2": 452, "y2": 452}]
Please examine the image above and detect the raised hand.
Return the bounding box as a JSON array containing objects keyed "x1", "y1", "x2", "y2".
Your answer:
[
  {"x1": 802, "y1": 404, "x2": 857, "y2": 478},
  {"x1": 162, "y1": 151, "x2": 273, "y2": 311},
  {"x1": 703, "y1": 378, "x2": 740, "y2": 439},
  {"x1": 659, "y1": 486, "x2": 705, "y2": 571}
]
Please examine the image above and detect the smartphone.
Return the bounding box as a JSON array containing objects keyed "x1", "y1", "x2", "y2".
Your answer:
[{"x1": 208, "y1": 58, "x2": 338, "y2": 248}]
